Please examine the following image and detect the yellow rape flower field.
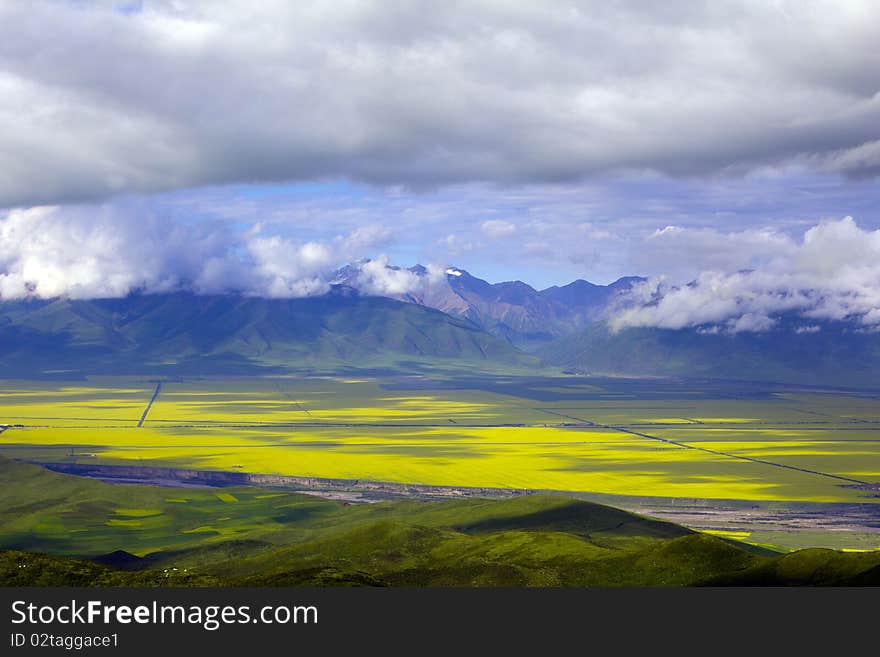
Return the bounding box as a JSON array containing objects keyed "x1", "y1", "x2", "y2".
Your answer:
[{"x1": 2, "y1": 375, "x2": 879, "y2": 504}]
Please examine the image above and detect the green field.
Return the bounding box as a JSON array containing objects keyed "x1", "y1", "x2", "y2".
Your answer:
[
  {"x1": 2, "y1": 375, "x2": 879, "y2": 507},
  {"x1": 4, "y1": 456, "x2": 880, "y2": 587}
]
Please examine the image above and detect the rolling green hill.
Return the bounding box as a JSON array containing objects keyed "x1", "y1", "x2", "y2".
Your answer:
[
  {"x1": 0, "y1": 290, "x2": 535, "y2": 375},
  {"x1": 2, "y1": 457, "x2": 880, "y2": 586}
]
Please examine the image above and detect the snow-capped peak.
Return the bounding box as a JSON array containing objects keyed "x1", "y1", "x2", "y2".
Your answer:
[{"x1": 445, "y1": 268, "x2": 463, "y2": 277}]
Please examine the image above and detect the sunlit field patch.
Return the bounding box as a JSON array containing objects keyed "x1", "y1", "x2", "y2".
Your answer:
[
  {"x1": 26, "y1": 436, "x2": 861, "y2": 502},
  {"x1": 113, "y1": 508, "x2": 162, "y2": 517},
  {"x1": 702, "y1": 529, "x2": 752, "y2": 540},
  {"x1": 689, "y1": 417, "x2": 761, "y2": 423},
  {"x1": 0, "y1": 380, "x2": 152, "y2": 427},
  {"x1": 106, "y1": 518, "x2": 146, "y2": 528}
]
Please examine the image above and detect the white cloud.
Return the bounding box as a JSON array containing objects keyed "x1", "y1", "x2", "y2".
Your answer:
[
  {"x1": 0, "y1": 204, "x2": 416, "y2": 300},
  {"x1": 246, "y1": 236, "x2": 334, "y2": 298},
  {"x1": 481, "y1": 220, "x2": 517, "y2": 239},
  {"x1": 611, "y1": 216, "x2": 880, "y2": 332},
  {"x1": 636, "y1": 224, "x2": 796, "y2": 279},
  {"x1": 339, "y1": 224, "x2": 395, "y2": 252},
  {"x1": 437, "y1": 233, "x2": 477, "y2": 255},
  {"x1": 0, "y1": 205, "x2": 193, "y2": 299},
  {"x1": 356, "y1": 256, "x2": 421, "y2": 296},
  {"x1": 821, "y1": 139, "x2": 880, "y2": 177}
]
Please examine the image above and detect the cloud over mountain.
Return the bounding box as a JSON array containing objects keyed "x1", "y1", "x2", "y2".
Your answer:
[
  {"x1": 1, "y1": 1, "x2": 879, "y2": 207},
  {"x1": 0, "y1": 204, "x2": 409, "y2": 300},
  {"x1": 612, "y1": 217, "x2": 880, "y2": 332},
  {"x1": 4, "y1": 204, "x2": 879, "y2": 338}
]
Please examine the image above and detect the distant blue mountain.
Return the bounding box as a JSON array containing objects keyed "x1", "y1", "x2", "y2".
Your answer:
[
  {"x1": 537, "y1": 317, "x2": 880, "y2": 388},
  {"x1": 2, "y1": 269, "x2": 878, "y2": 387}
]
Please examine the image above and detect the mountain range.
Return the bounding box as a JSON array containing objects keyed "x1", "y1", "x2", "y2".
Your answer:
[
  {"x1": 1, "y1": 265, "x2": 879, "y2": 387},
  {"x1": 0, "y1": 288, "x2": 533, "y2": 376},
  {"x1": 334, "y1": 263, "x2": 643, "y2": 347}
]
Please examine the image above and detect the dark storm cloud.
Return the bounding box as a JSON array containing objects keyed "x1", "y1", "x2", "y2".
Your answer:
[{"x1": 1, "y1": 0, "x2": 879, "y2": 207}]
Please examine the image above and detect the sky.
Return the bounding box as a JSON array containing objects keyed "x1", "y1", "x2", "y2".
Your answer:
[{"x1": 1, "y1": 1, "x2": 879, "y2": 330}]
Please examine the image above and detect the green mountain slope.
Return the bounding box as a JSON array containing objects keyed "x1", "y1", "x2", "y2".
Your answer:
[
  {"x1": 0, "y1": 290, "x2": 535, "y2": 375},
  {"x1": 2, "y1": 457, "x2": 880, "y2": 586}
]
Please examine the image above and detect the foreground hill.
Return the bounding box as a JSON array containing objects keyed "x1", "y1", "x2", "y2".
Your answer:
[
  {"x1": 538, "y1": 320, "x2": 880, "y2": 388},
  {"x1": 0, "y1": 289, "x2": 534, "y2": 375},
  {"x1": 2, "y1": 457, "x2": 879, "y2": 586}
]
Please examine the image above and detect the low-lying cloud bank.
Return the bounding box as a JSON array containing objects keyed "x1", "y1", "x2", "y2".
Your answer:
[
  {"x1": 612, "y1": 217, "x2": 880, "y2": 333},
  {"x1": 3, "y1": 206, "x2": 879, "y2": 335},
  {"x1": 0, "y1": 205, "x2": 421, "y2": 300}
]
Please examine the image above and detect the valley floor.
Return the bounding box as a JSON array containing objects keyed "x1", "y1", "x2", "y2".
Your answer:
[{"x1": 2, "y1": 373, "x2": 880, "y2": 555}]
